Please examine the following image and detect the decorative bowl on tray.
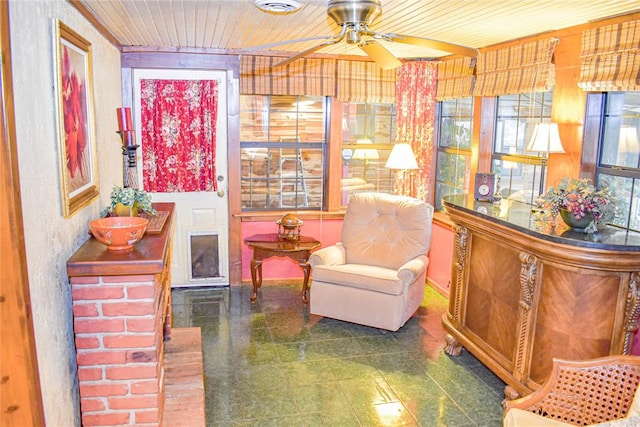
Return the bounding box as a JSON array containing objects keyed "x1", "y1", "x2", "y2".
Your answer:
[{"x1": 89, "y1": 216, "x2": 149, "y2": 251}]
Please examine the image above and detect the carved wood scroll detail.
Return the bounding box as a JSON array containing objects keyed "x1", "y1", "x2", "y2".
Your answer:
[
  {"x1": 452, "y1": 225, "x2": 468, "y2": 323},
  {"x1": 514, "y1": 251, "x2": 537, "y2": 381},
  {"x1": 519, "y1": 252, "x2": 537, "y2": 310},
  {"x1": 623, "y1": 272, "x2": 640, "y2": 354}
]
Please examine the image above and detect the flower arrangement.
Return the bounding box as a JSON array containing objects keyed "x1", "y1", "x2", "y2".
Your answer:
[
  {"x1": 100, "y1": 186, "x2": 157, "y2": 217},
  {"x1": 540, "y1": 177, "x2": 615, "y2": 233}
]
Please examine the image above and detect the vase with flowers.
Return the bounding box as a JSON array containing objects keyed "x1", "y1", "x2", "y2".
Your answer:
[
  {"x1": 539, "y1": 177, "x2": 615, "y2": 233},
  {"x1": 100, "y1": 185, "x2": 157, "y2": 218}
]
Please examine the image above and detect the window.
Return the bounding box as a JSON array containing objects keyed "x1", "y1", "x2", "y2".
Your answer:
[
  {"x1": 492, "y1": 91, "x2": 553, "y2": 204},
  {"x1": 239, "y1": 95, "x2": 327, "y2": 211},
  {"x1": 596, "y1": 92, "x2": 640, "y2": 232},
  {"x1": 340, "y1": 103, "x2": 396, "y2": 207},
  {"x1": 434, "y1": 98, "x2": 473, "y2": 210}
]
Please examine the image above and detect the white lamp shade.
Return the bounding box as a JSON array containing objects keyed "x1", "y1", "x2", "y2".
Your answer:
[
  {"x1": 526, "y1": 123, "x2": 565, "y2": 154},
  {"x1": 619, "y1": 126, "x2": 640, "y2": 153},
  {"x1": 352, "y1": 138, "x2": 379, "y2": 160},
  {"x1": 385, "y1": 143, "x2": 418, "y2": 170}
]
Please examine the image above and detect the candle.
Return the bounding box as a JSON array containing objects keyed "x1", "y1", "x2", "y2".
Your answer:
[
  {"x1": 116, "y1": 107, "x2": 132, "y2": 131},
  {"x1": 121, "y1": 130, "x2": 136, "y2": 147}
]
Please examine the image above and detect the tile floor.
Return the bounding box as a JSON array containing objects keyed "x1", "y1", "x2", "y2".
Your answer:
[{"x1": 171, "y1": 284, "x2": 506, "y2": 427}]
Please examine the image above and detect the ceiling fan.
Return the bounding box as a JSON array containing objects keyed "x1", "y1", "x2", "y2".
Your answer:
[{"x1": 251, "y1": 0, "x2": 479, "y2": 70}]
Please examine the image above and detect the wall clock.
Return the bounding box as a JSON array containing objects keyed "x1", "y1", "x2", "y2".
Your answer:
[{"x1": 474, "y1": 173, "x2": 495, "y2": 201}]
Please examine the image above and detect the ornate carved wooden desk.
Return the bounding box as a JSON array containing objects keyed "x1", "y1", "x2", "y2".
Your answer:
[
  {"x1": 244, "y1": 233, "x2": 320, "y2": 303},
  {"x1": 442, "y1": 196, "x2": 640, "y2": 399}
]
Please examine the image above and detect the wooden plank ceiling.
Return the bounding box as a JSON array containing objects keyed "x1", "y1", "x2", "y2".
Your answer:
[{"x1": 78, "y1": 0, "x2": 640, "y2": 59}]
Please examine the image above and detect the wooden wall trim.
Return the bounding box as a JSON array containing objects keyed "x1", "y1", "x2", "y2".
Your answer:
[
  {"x1": 67, "y1": 0, "x2": 122, "y2": 49},
  {"x1": 0, "y1": 1, "x2": 45, "y2": 424}
]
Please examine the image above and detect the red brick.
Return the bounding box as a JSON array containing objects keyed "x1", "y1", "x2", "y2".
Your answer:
[
  {"x1": 134, "y1": 409, "x2": 160, "y2": 424},
  {"x1": 104, "y1": 334, "x2": 155, "y2": 349},
  {"x1": 73, "y1": 286, "x2": 124, "y2": 300},
  {"x1": 126, "y1": 350, "x2": 158, "y2": 363},
  {"x1": 103, "y1": 275, "x2": 155, "y2": 283},
  {"x1": 78, "y1": 367, "x2": 103, "y2": 381},
  {"x1": 70, "y1": 276, "x2": 99, "y2": 285},
  {"x1": 131, "y1": 379, "x2": 160, "y2": 395},
  {"x1": 103, "y1": 301, "x2": 155, "y2": 317},
  {"x1": 82, "y1": 412, "x2": 131, "y2": 426},
  {"x1": 73, "y1": 302, "x2": 99, "y2": 317},
  {"x1": 109, "y1": 395, "x2": 159, "y2": 410},
  {"x1": 80, "y1": 397, "x2": 106, "y2": 412},
  {"x1": 126, "y1": 317, "x2": 157, "y2": 333},
  {"x1": 127, "y1": 284, "x2": 156, "y2": 299},
  {"x1": 75, "y1": 336, "x2": 101, "y2": 350},
  {"x1": 106, "y1": 365, "x2": 158, "y2": 380},
  {"x1": 75, "y1": 318, "x2": 124, "y2": 334},
  {"x1": 77, "y1": 350, "x2": 127, "y2": 366},
  {"x1": 80, "y1": 382, "x2": 129, "y2": 397}
]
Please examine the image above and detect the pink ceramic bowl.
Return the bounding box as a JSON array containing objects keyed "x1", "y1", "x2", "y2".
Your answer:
[{"x1": 89, "y1": 216, "x2": 149, "y2": 251}]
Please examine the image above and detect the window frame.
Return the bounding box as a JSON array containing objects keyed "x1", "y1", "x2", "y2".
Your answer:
[
  {"x1": 491, "y1": 91, "x2": 553, "y2": 204},
  {"x1": 593, "y1": 92, "x2": 640, "y2": 232},
  {"x1": 239, "y1": 95, "x2": 329, "y2": 212},
  {"x1": 434, "y1": 97, "x2": 474, "y2": 211}
]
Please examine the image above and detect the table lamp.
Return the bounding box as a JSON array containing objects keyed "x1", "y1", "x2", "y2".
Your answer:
[{"x1": 526, "y1": 122, "x2": 565, "y2": 195}]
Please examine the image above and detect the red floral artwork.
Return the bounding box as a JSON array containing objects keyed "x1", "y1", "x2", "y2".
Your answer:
[
  {"x1": 61, "y1": 45, "x2": 89, "y2": 187},
  {"x1": 140, "y1": 79, "x2": 219, "y2": 192},
  {"x1": 394, "y1": 61, "x2": 438, "y2": 200}
]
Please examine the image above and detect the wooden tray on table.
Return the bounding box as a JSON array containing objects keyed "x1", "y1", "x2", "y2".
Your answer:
[{"x1": 140, "y1": 210, "x2": 170, "y2": 234}]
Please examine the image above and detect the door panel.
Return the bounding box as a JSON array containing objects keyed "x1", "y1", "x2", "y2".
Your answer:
[{"x1": 133, "y1": 69, "x2": 229, "y2": 287}]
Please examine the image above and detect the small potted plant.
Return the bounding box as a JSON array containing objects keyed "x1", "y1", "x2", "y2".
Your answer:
[
  {"x1": 101, "y1": 186, "x2": 157, "y2": 217},
  {"x1": 539, "y1": 177, "x2": 615, "y2": 233}
]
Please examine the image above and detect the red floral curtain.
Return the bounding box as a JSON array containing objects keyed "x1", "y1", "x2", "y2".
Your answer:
[
  {"x1": 140, "y1": 79, "x2": 218, "y2": 192},
  {"x1": 394, "y1": 62, "x2": 438, "y2": 199}
]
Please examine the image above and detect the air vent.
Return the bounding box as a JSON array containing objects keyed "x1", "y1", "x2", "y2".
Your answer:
[{"x1": 254, "y1": 0, "x2": 302, "y2": 13}]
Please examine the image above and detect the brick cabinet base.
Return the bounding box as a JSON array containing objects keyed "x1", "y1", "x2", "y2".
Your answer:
[{"x1": 71, "y1": 274, "x2": 169, "y2": 426}]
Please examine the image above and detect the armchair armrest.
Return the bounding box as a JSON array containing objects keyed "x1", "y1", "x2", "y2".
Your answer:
[
  {"x1": 309, "y1": 243, "x2": 346, "y2": 267},
  {"x1": 397, "y1": 255, "x2": 429, "y2": 285}
]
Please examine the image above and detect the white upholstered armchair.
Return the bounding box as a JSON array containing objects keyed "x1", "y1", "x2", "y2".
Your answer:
[{"x1": 309, "y1": 192, "x2": 433, "y2": 331}]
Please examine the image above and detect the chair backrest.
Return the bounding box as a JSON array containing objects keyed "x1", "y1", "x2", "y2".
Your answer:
[
  {"x1": 341, "y1": 193, "x2": 433, "y2": 270},
  {"x1": 525, "y1": 355, "x2": 640, "y2": 425}
]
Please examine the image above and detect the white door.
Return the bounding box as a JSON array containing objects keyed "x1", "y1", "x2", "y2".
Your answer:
[{"x1": 133, "y1": 69, "x2": 229, "y2": 288}]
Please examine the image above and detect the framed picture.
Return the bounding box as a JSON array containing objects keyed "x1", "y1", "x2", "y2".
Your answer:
[{"x1": 54, "y1": 20, "x2": 99, "y2": 217}]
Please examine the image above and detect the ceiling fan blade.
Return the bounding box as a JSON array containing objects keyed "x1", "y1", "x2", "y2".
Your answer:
[
  {"x1": 245, "y1": 35, "x2": 338, "y2": 52},
  {"x1": 271, "y1": 31, "x2": 346, "y2": 69},
  {"x1": 358, "y1": 41, "x2": 402, "y2": 70},
  {"x1": 370, "y1": 31, "x2": 479, "y2": 58}
]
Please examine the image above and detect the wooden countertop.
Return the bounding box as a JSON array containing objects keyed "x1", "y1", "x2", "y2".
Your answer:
[{"x1": 67, "y1": 202, "x2": 175, "y2": 277}]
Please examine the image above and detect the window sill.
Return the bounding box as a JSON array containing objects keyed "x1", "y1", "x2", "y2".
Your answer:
[{"x1": 236, "y1": 210, "x2": 347, "y2": 222}]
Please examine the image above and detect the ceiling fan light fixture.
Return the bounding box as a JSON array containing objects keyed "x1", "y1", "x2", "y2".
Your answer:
[{"x1": 254, "y1": 0, "x2": 302, "y2": 14}]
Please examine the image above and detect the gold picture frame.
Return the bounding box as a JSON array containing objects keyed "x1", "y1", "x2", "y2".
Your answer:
[{"x1": 54, "y1": 20, "x2": 99, "y2": 217}]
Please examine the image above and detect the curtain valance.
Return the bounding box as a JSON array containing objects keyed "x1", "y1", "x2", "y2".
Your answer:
[
  {"x1": 474, "y1": 37, "x2": 559, "y2": 96},
  {"x1": 579, "y1": 19, "x2": 640, "y2": 91},
  {"x1": 240, "y1": 55, "x2": 336, "y2": 96},
  {"x1": 336, "y1": 60, "x2": 396, "y2": 103},
  {"x1": 436, "y1": 57, "x2": 476, "y2": 100}
]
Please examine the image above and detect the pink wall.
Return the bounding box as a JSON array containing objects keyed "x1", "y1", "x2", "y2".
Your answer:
[
  {"x1": 241, "y1": 217, "x2": 456, "y2": 291},
  {"x1": 426, "y1": 222, "x2": 454, "y2": 296},
  {"x1": 241, "y1": 219, "x2": 343, "y2": 281}
]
